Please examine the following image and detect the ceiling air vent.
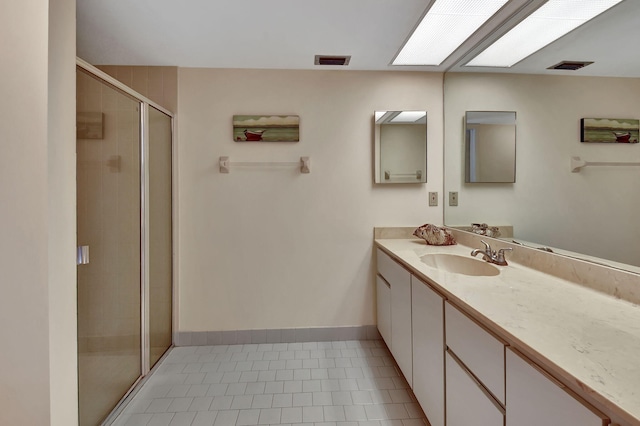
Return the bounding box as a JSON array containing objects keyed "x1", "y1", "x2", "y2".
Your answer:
[
  {"x1": 547, "y1": 61, "x2": 594, "y2": 71},
  {"x1": 314, "y1": 55, "x2": 351, "y2": 66}
]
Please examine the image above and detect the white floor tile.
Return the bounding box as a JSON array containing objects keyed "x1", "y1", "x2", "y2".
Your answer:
[
  {"x1": 324, "y1": 405, "x2": 346, "y2": 422},
  {"x1": 148, "y1": 412, "x2": 173, "y2": 426},
  {"x1": 344, "y1": 405, "x2": 367, "y2": 422},
  {"x1": 258, "y1": 408, "x2": 282, "y2": 425},
  {"x1": 272, "y1": 393, "x2": 293, "y2": 408},
  {"x1": 191, "y1": 411, "x2": 217, "y2": 426},
  {"x1": 213, "y1": 410, "x2": 239, "y2": 426},
  {"x1": 188, "y1": 396, "x2": 213, "y2": 411},
  {"x1": 237, "y1": 409, "x2": 260, "y2": 425},
  {"x1": 302, "y1": 405, "x2": 324, "y2": 423},
  {"x1": 231, "y1": 395, "x2": 254, "y2": 409},
  {"x1": 252, "y1": 394, "x2": 274, "y2": 409},
  {"x1": 167, "y1": 397, "x2": 193, "y2": 412},
  {"x1": 265, "y1": 381, "x2": 285, "y2": 394},
  {"x1": 281, "y1": 407, "x2": 302, "y2": 424},
  {"x1": 246, "y1": 382, "x2": 267, "y2": 395},
  {"x1": 169, "y1": 412, "x2": 196, "y2": 426},
  {"x1": 210, "y1": 395, "x2": 233, "y2": 410}
]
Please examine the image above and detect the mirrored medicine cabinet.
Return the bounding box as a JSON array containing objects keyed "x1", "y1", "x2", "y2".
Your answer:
[
  {"x1": 465, "y1": 111, "x2": 516, "y2": 183},
  {"x1": 374, "y1": 110, "x2": 427, "y2": 184}
]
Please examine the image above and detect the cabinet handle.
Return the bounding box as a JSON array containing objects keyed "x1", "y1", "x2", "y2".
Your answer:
[
  {"x1": 510, "y1": 348, "x2": 565, "y2": 389},
  {"x1": 378, "y1": 274, "x2": 391, "y2": 288},
  {"x1": 447, "y1": 348, "x2": 506, "y2": 414},
  {"x1": 77, "y1": 245, "x2": 90, "y2": 265}
]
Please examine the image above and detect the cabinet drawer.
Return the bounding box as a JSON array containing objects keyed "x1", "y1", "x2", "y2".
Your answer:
[
  {"x1": 446, "y1": 350, "x2": 504, "y2": 426},
  {"x1": 377, "y1": 248, "x2": 409, "y2": 288},
  {"x1": 376, "y1": 275, "x2": 391, "y2": 347},
  {"x1": 445, "y1": 302, "x2": 505, "y2": 404},
  {"x1": 506, "y1": 348, "x2": 609, "y2": 426}
]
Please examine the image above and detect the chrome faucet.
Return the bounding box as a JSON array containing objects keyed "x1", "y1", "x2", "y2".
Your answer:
[{"x1": 471, "y1": 240, "x2": 512, "y2": 266}]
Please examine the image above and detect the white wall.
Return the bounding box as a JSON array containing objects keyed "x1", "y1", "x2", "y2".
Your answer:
[
  {"x1": 445, "y1": 73, "x2": 640, "y2": 266},
  {"x1": 177, "y1": 69, "x2": 443, "y2": 331},
  {"x1": 0, "y1": 0, "x2": 51, "y2": 424},
  {"x1": 0, "y1": 1, "x2": 77, "y2": 424}
]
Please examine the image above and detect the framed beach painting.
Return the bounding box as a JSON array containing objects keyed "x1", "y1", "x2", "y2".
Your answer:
[
  {"x1": 580, "y1": 118, "x2": 639, "y2": 143},
  {"x1": 233, "y1": 115, "x2": 300, "y2": 142}
]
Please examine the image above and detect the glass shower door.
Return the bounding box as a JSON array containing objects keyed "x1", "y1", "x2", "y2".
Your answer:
[
  {"x1": 76, "y1": 68, "x2": 142, "y2": 426},
  {"x1": 148, "y1": 106, "x2": 173, "y2": 367}
]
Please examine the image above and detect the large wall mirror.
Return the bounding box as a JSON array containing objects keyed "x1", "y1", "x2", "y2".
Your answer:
[
  {"x1": 374, "y1": 111, "x2": 427, "y2": 184},
  {"x1": 444, "y1": 1, "x2": 640, "y2": 271},
  {"x1": 465, "y1": 111, "x2": 516, "y2": 183}
]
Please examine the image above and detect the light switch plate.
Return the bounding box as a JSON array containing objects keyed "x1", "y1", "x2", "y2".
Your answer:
[
  {"x1": 429, "y1": 192, "x2": 438, "y2": 206},
  {"x1": 449, "y1": 192, "x2": 458, "y2": 206}
]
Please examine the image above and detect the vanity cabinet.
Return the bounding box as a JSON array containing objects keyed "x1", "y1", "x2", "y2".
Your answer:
[
  {"x1": 374, "y1": 242, "x2": 618, "y2": 426},
  {"x1": 376, "y1": 248, "x2": 412, "y2": 385},
  {"x1": 446, "y1": 350, "x2": 505, "y2": 426},
  {"x1": 411, "y1": 276, "x2": 445, "y2": 426},
  {"x1": 376, "y1": 275, "x2": 391, "y2": 345},
  {"x1": 506, "y1": 348, "x2": 609, "y2": 426}
]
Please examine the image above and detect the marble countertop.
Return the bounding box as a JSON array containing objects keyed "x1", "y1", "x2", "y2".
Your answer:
[{"x1": 375, "y1": 237, "x2": 640, "y2": 426}]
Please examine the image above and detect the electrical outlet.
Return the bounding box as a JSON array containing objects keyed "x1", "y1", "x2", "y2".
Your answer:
[
  {"x1": 428, "y1": 192, "x2": 438, "y2": 206},
  {"x1": 449, "y1": 191, "x2": 459, "y2": 206}
]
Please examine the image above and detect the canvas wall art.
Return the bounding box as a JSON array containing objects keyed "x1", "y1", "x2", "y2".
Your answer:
[
  {"x1": 233, "y1": 115, "x2": 300, "y2": 142},
  {"x1": 580, "y1": 118, "x2": 639, "y2": 143}
]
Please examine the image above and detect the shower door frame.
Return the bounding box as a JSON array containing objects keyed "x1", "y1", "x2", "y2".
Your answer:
[{"x1": 76, "y1": 58, "x2": 177, "y2": 423}]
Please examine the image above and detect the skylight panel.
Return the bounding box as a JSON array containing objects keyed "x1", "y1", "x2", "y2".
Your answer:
[
  {"x1": 393, "y1": 0, "x2": 509, "y2": 66},
  {"x1": 466, "y1": 0, "x2": 624, "y2": 67}
]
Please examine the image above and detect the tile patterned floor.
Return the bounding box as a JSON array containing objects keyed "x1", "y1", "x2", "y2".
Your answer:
[{"x1": 113, "y1": 340, "x2": 427, "y2": 426}]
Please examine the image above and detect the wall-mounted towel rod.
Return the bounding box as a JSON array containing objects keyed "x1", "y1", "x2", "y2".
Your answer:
[
  {"x1": 384, "y1": 170, "x2": 422, "y2": 180},
  {"x1": 571, "y1": 156, "x2": 640, "y2": 173},
  {"x1": 220, "y1": 156, "x2": 310, "y2": 173}
]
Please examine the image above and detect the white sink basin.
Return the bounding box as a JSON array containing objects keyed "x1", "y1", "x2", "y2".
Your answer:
[{"x1": 420, "y1": 253, "x2": 500, "y2": 277}]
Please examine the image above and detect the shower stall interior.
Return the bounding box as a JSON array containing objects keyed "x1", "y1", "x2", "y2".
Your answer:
[{"x1": 76, "y1": 61, "x2": 174, "y2": 426}]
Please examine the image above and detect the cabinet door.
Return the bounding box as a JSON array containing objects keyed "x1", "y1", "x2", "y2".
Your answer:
[
  {"x1": 411, "y1": 276, "x2": 444, "y2": 426},
  {"x1": 506, "y1": 348, "x2": 609, "y2": 426},
  {"x1": 376, "y1": 275, "x2": 391, "y2": 347},
  {"x1": 390, "y1": 266, "x2": 412, "y2": 386},
  {"x1": 377, "y1": 249, "x2": 412, "y2": 386},
  {"x1": 446, "y1": 351, "x2": 504, "y2": 426}
]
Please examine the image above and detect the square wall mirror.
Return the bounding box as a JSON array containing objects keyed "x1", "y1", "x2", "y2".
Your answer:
[
  {"x1": 465, "y1": 111, "x2": 516, "y2": 183},
  {"x1": 374, "y1": 111, "x2": 427, "y2": 184}
]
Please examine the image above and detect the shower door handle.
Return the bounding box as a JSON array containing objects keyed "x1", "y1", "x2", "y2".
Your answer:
[{"x1": 77, "y1": 245, "x2": 90, "y2": 265}]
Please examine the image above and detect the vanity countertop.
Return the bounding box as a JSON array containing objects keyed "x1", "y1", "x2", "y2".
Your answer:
[{"x1": 375, "y1": 237, "x2": 640, "y2": 426}]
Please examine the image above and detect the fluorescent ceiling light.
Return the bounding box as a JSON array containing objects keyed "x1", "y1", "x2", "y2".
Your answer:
[
  {"x1": 466, "y1": 0, "x2": 624, "y2": 67},
  {"x1": 391, "y1": 111, "x2": 427, "y2": 123},
  {"x1": 393, "y1": 0, "x2": 510, "y2": 66}
]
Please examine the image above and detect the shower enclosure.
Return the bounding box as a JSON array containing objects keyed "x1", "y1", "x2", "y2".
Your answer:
[{"x1": 76, "y1": 61, "x2": 174, "y2": 425}]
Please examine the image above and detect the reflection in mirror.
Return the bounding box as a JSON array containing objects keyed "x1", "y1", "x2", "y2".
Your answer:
[
  {"x1": 374, "y1": 111, "x2": 427, "y2": 184},
  {"x1": 465, "y1": 111, "x2": 516, "y2": 183},
  {"x1": 444, "y1": 73, "x2": 640, "y2": 270}
]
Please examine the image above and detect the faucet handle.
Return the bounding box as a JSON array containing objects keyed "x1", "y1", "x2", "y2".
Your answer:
[
  {"x1": 480, "y1": 240, "x2": 491, "y2": 251},
  {"x1": 496, "y1": 247, "x2": 513, "y2": 264}
]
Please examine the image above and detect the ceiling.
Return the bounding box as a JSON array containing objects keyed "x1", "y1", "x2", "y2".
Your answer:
[{"x1": 76, "y1": 0, "x2": 640, "y2": 77}]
